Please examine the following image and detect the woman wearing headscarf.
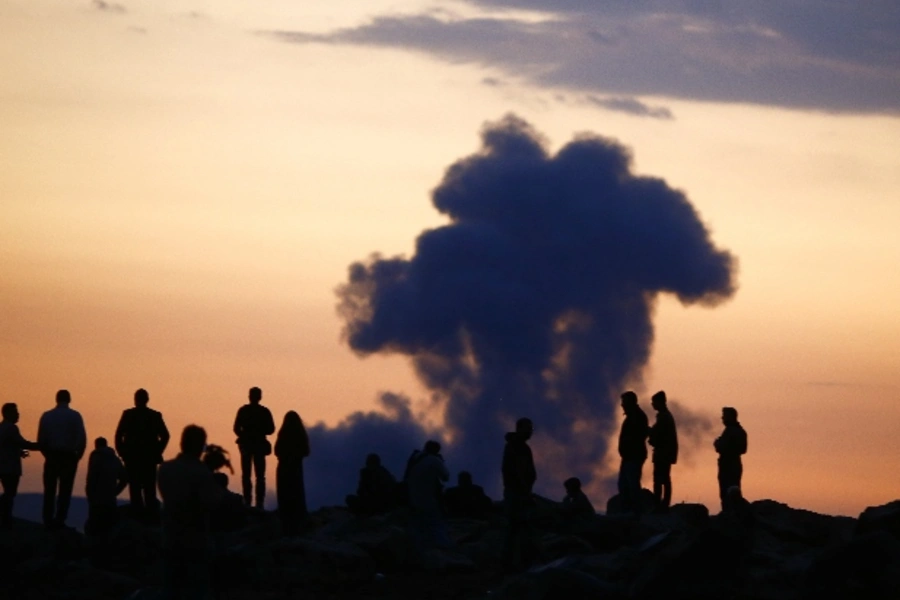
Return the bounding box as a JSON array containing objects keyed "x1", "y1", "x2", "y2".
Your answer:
[{"x1": 275, "y1": 411, "x2": 310, "y2": 535}]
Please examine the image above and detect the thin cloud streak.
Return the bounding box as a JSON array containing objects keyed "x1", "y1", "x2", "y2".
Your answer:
[
  {"x1": 587, "y1": 96, "x2": 674, "y2": 120},
  {"x1": 268, "y1": 2, "x2": 900, "y2": 113}
]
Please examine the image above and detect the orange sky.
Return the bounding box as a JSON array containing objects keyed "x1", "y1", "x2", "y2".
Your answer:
[{"x1": 2, "y1": 1, "x2": 899, "y2": 517}]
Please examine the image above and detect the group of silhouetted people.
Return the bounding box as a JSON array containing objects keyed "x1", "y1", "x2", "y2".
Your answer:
[
  {"x1": 0, "y1": 385, "x2": 750, "y2": 589},
  {"x1": 616, "y1": 389, "x2": 748, "y2": 514}
]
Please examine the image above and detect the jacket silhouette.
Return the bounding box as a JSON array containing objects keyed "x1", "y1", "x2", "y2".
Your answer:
[{"x1": 502, "y1": 431, "x2": 536, "y2": 496}]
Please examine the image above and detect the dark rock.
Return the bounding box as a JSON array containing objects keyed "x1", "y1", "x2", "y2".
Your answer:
[
  {"x1": 668, "y1": 502, "x2": 710, "y2": 529},
  {"x1": 752, "y1": 500, "x2": 855, "y2": 549},
  {"x1": 493, "y1": 557, "x2": 627, "y2": 600},
  {"x1": 801, "y1": 530, "x2": 900, "y2": 600},
  {"x1": 856, "y1": 499, "x2": 900, "y2": 540},
  {"x1": 606, "y1": 488, "x2": 656, "y2": 516}
]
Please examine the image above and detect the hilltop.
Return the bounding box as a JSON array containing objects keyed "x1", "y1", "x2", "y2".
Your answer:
[{"x1": 2, "y1": 496, "x2": 899, "y2": 599}]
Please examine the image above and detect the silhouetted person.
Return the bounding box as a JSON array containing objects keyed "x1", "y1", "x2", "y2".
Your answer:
[
  {"x1": 233, "y1": 386, "x2": 275, "y2": 508},
  {"x1": 407, "y1": 440, "x2": 450, "y2": 550},
  {"x1": 346, "y1": 453, "x2": 397, "y2": 515},
  {"x1": 617, "y1": 391, "x2": 648, "y2": 515},
  {"x1": 38, "y1": 389, "x2": 87, "y2": 529},
  {"x1": 158, "y1": 425, "x2": 224, "y2": 600},
  {"x1": 502, "y1": 417, "x2": 537, "y2": 571},
  {"x1": 0, "y1": 402, "x2": 40, "y2": 529},
  {"x1": 85, "y1": 437, "x2": 127, "y2": 537},
  {"x1": 561, "y1": 477, "x2": 595, "y2": 519},
  {"x1": 202, "y1": 443, "x2": 246, "y2": 532},
  {"x1": 275, "y1": 410, "x2": 310, "y2": 535},
  {"x1": 714, "y1": 406, "x2": 747, "y2": 510},
  {"x1": 115, "y1": 388, "x2": 170, "y2": 521},
  {"x1": 444, "y1": 471, "x2": 492, "y2": 519},
  {"x1": 648, "y1": 390, "x2": 678, "y2": 511}
]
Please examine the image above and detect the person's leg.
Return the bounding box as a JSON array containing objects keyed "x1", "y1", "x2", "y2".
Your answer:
[
  {"x1": 661, "y1": 462, "x2": 672, "y2": 509},
  {"x1": 56, "y1": 454, "x2": 78, "y2": 526},
  {"x1": 652, "y1": 461, "x2": 664, "y2": 508},
  {"x1": 125, "y1": 460, "x2": 145, "y2": 517},
  {"x1": 141, "y1": 461, "x2": 160, "y2": 513},
  {"x1": 717, "y1": 466, "x2": 730, "y2": 511},
  {"x1": 0, "y1": 474, "x2": 20, "y2": 528},
  {"x1": 240, "y1": 449, "x2": 252, "y2": 506},
  {"x1": 617, "y1": 460, "x2": 629, "y2": 511},
  {"x1": 42, "y1": 455, "x2": 60, "y2": 526},
  {"x1": 253, "y1": 451, "x2": 266, "y2": 508},
  {"x1": 297, "y1": 460, "x2": 308, "y2": 525}
]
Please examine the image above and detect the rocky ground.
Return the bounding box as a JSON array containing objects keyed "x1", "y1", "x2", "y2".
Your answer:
[{"x1": 2, "y1": 495, "x2": 900, "y2": 600}]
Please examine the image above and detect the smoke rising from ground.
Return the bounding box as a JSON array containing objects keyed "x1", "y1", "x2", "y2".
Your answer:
[
  {"x1": 308, "y1": 114, "x2": 736, "y2": 504},
  {"x1": 666, "y1": 400, "x2": 716, "y2": 467}
]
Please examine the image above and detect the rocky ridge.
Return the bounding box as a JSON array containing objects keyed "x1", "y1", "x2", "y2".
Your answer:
[{"x1": 1, "y1": 496, "x2": 899, "y2": 599}]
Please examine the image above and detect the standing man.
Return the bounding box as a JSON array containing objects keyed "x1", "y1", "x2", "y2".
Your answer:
[
  {"x1": 617, "y1": 391, "x2": 649, "y2": 514},
  {"x1": 714, "y1": 406, "x2": 747, "y2": 510},
  {"x1": 0, "y1": 403, "x2": 40, "y2": 529},
  {"x1": 38, "y1": 389, "x2": 87, "y2": 529},
  {"x1": 158, "y1": 425, "x2": 224, "y2": 600},
  {"x1": 502, "y1": 417, "x2": 536, "y2": 571},
  {"x1": 648, "y1": 390, "x2": 678, "y2": 512},
  {"x1": 233, "y1": 387, "x2": 275, "y2": 508},
  {"x1": 115, "y1": 388, "x2": 170, "y2": 521}
]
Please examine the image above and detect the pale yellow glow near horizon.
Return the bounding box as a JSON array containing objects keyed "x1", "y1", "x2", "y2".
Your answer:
[{"x1": 2, "y1": 2, "x2": 899, "y2": 517}]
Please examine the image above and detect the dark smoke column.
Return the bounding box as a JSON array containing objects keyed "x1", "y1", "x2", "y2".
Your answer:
[{"x1": 336, "y1": 115, "x2": 736, "y2": 498}]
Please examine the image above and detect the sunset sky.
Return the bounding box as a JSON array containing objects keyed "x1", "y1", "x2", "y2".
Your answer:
[{"x1": 2, "y1": 0, "x2": 899, "y2": 517}]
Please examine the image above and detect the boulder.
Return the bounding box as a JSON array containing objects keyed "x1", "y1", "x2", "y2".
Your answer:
[{"x1": 856, "y1": 500, "x2": 900, "y2": 540}]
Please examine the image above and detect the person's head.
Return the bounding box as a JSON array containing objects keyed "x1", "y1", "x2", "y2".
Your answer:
[
  {"x1": 515, "y1": 417, "x2": 534, "y2": 440},
  {"x1": 134, "y1": 388, "x2": 150, "y2": 407},
  {"x1": 56, "y1": 389, "x2": 71, "y2": 406},
  {"x1": 564, "y1": 477, "x2": 582, "y2": 494},
  {"x1": 423, "y1": 440, "x2": 441, "y2": 455},
  {"x1": 282, "y1": 410, "x2": 301, "y2": 428},
  {"x1": 1, "y1": 403, "x2": 18, "y2": 422},
  {"x1": 458, "y1": 471, "x2": 473, "y2": 486},
  {"x1": 651, "y1": 390, "x2": 667, "y2": 411},
  {"x1": 202, "y1": 444, "x2": 233, "y2": 474},
  {"x1": 180, "y1": 425, "x2": 207, "y2": 457},
  {"x1": 722, "y1": 407, "x2": 738, "y2": 426},
  {"x1": 620, "y1": 391, "x2": 638, "y2": 412},
  {"x1": 365, "y1": 453, "x2": 382, "y2": 468},
  {"x1": 95, "y1": 437, "x2": 108, "y2": 450},
  {"x1": 248, "y1": 387, "x2": 262, "y2": 404}
]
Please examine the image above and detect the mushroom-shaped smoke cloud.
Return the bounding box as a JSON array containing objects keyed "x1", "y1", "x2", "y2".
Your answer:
[{"x1": 318, "y1": 115, "x2": 736, "y2": 505}]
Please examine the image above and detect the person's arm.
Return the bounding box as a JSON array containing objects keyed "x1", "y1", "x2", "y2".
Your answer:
[
  {"x1": 37, "y1": 414, "x2": 47, "y2": 455},
  {"x1": 233, "y1": 407, "x2": 243, "y2": 438},
  {"x1": 157, "y1": 413, "x2": 170, "y2": 457},
  {"x1": 14, "y1": 426, "x2": 40, "y2": 451},
  {"x1": 114, "y1": 412, "x2": 127, "y2": 457},
  {"x1": 75, "y1": 413, "x2": 87, "y2": 460},
  {"x1": 264, "y1": 408, "x2": 275, "y2": 436},
  {"x1": 114, "y1": 456, "x2": 129, "y2": 496}
]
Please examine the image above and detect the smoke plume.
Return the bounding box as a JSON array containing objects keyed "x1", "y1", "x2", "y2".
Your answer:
[{"x1": 310, "y1": 114, "x2": 736, "y2": 504}]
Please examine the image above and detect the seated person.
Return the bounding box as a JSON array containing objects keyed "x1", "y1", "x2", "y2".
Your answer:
[
  {"x1": 443, "y1": 471, "x2": 492, "y2": 519},
  {"x1": 202, "y1": 444, "x2": 246, "y2": 531},
  {"x1": 85, "y1": 437, "x2": 128, "y2": 537},
  {"x1": 561, "y1": 477, "x2": 595, "y2": 519},
  {"x1": 346, "y1": 453, "x2": 398, "y2": 515}
]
